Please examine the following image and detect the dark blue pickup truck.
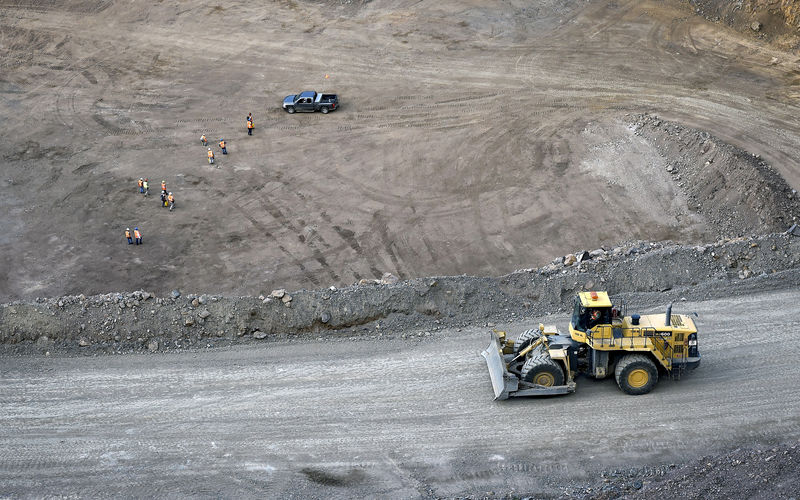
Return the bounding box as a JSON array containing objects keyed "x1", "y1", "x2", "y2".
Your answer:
[{"x1": 282, "y1": 91, "x2": 339, "y2": 114}]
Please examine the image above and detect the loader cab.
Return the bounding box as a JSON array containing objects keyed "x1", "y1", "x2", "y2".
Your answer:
[{"x1": 570, "y1": 291, "x2": 613, "y2": 334}]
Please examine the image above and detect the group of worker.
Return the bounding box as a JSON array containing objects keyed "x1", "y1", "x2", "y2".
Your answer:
[
  {"x1": 126, "y1": 180, "x2": 176, "y2": 244},
  {"x1": 137, "y1": 177, "x2": 150, "y2": 196},
  {"x1": 201, "y1": 112, "x2": 253, "y2": 164},
  {"x1": 125, "y1": 227, "x2": 143, "y2": 245},
  {"x1": 159, "y1": 180, "x2": 176, "y2": 211},
  {"x1": 137, "y1": 178, "x2": 174, "y2": 208},
  {"x1": 128, "y1": 113, "x2": 257, "y2": 246},
  {"x1": 126, "y1": 113, "x2": 259, "y2": 247},
  {"x1": 203, "y1": 135, "x2": 228, "y2": 164}
]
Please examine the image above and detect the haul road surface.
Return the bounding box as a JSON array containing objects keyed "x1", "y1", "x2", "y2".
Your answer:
[{"x1": 2, "y1": 288, "x2": 799, "y2": 498}]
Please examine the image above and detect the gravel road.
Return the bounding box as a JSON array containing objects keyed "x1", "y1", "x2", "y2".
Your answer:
[{"x1": 2, "y1": 287, "x2": 799, "y2": 498}]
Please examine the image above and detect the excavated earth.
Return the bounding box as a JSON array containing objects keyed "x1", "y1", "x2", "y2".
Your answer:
[
  {"x1": 2, "y1": 0, "x2": 800, "y2": 498},
  {"x1": 3, "y1": 231, "x2": 800, "y2": 354}
]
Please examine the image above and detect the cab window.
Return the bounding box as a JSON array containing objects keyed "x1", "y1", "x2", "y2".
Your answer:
[{"x1": 572, "y1": 298, "x2": 588, "y2": 331}]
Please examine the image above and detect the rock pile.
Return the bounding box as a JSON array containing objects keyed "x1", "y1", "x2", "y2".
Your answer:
[
  {"x1": 562, "y1": 440, "x2": 800, "y2": 499},
  {"x1": 631, "y1": 114, "x2": 800, "y2": 239},
  {"x1": 2, "y1": 231, "x2": 799, "y2": 354}
]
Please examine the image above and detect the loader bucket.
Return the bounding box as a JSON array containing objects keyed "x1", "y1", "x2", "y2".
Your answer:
[{"x1": 481, "y1": 332, "x2": 518, "y2": 400}]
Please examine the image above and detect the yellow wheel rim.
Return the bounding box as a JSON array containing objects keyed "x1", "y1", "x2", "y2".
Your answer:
[
  {"x1": 628, "y1": 368, "x2": 649, "y2": 388},
  {"x1": 533, "y1": 372, "x2": 555, "y2": 387}
]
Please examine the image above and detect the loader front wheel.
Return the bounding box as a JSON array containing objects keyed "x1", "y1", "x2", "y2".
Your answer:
[
  {"x1": 514, "y1": 328, "x2": 542, "y2": 354},
  {"x1": 615, "y1": 354, "x2": 658, "y2": 395},
  {"x1": 520, "y1": 351, "x2": 564, "y2": 387}
]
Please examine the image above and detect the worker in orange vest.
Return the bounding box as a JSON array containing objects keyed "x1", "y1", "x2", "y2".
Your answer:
[
  {"x1": 219, "y1": 139, "x2": 227, "y2": 154},
  {"x1": 125, "y1": 228, "x2": 132, "y2": 245},
  {"x1": 201, "y1": 134, "x2": 207, "y2": 146},
  {"x1": 133, "y1": 227, "x2": 142, "y2": 245},
  {"x1": 161, "y1": 180, "x2": 166, "y2": 193},
  {"x1": 247, "y1": 118, "x2": 254, "y2": 135},
  {"x1": 137, "y1": 178, "x2": 144, "y2": 193},
  {"x1": 207, "y1": 148, "x2": 214, "y2": 164},
  {"x1": 167, "y1": 192, "x2": 175, "y2": 211}
]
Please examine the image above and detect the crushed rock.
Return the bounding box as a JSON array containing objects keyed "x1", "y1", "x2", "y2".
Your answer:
[{"x1": 1, "y1": 232, "x2": 799, "y2": 355}]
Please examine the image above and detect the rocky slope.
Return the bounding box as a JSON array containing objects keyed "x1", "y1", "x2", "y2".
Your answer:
[
  {"x1": 3, "y1": 229, "x2": 799, "y2": 355},
  {"x1": 688, "y1": 0, "x2": 800, "y2": 47},
  {"x1": 631, "y1": 114, "x2": 800, "y2": 238}
]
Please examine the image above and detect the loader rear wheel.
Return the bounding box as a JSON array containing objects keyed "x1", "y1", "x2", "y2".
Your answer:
[
  {"x1": 520, "y1": 351, "x2": 564, "y2": 387},
  {"x1": 514, "y1": 328, "x2": 542, "y2": 354},
  {"x1": 615, "y1": 354, "x2": 658, "y2": 395}
]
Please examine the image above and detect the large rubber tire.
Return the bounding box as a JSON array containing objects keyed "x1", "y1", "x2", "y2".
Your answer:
[
  {"x1": 286, "y1": 107, "x2": 295, "y2": 114},
  {"x1": 320, "y1": 106, "x2": 329, "y2": 114},
  {"x1": 514, "y1": 328, "x2": 542, "y2": 354},
  {"x1": 520, "y1": 351, "x2": 565, "y2": 387},
  {"x1": 615, "y1": 354, "x2": 658, "y2": 395}
]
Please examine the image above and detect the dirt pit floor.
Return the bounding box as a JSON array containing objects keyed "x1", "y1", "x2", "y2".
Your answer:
[{"x1": 2, "y1": 0, "x2": 800, "y2": 301}]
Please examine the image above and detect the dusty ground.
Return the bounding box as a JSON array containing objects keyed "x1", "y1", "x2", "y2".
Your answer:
[
  {"x1": 1, "y1": 288, "x2": 799, "y2": 498},
  {"x1": 2, "y1": 0, "x2": 800, "y2": 300}
]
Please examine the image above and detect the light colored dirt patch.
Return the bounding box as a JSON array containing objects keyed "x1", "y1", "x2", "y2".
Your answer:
[{"x1": 577, "y1": 120, "x2": 705, "y2": 238}]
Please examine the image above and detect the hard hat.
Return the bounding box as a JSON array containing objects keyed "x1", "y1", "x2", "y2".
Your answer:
[
  {"x1": 162, "y1": 180, "x2": 165, "y2": 183},
  {"x1": 139, "y1": 177, "x2": 143, "y2": 180},
  {"x1": 208, "y1": 148, "x2": 211, "y2": 150},
  {"x1": 169, "y1": 192, "x2": 172, "y2": 195},
  {"x1": 134, "y1": 227, "x2": 138, "y2": 230},
  {"x1": 126, "y1": 228, "x2": 130, "y2": 230}
]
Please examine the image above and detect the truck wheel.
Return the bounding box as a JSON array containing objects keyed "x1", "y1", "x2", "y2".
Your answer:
[
  {"x1": 286, "y1": 107, "x2": 295, "y2": 114},
  {"x1": 615, "y1": 354, "x2": 658, "y2": 395},
  {"x1": 320, "y1": 107, "x2": 329, "y2": 114},
  {"x1": 520, "y1": 351, "x2": 564, "y2": 387},
  {"x1": 514, "y1": 328, "x2": 541, "y2": 354}
]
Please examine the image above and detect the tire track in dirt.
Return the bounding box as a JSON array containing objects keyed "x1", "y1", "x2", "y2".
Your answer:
[
  {"x1": 225, "y1": 167, "x2": 387, "y2": 287},
  {"x1": 256, "y1": 193, "x2": 343, "y2": 284},
  {"x1": 231, "y1": 167, "x2": 360, "y2": 285}
]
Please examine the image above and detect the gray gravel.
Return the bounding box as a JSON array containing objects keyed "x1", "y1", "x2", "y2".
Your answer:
[{"x1": 2, "y1": 287, "x2": 800, "y2": 498}]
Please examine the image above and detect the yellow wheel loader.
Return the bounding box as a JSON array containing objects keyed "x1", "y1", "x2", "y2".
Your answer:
[{"x1": 481, "y1": 291, "x2": 700, "y2": 400}]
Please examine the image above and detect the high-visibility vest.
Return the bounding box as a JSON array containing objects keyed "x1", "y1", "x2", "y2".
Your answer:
[
  {"x1": 168, "y1": 195, "x2": 174, "y2": 203},
  {"x1": 220, "y1": 141, "x2": 225, "y2": 148},
  {"x1": 143, "y1": 181, "x2": 148, "y2": 189},
  {"x1": 134, "y1": 230, "x2": 141, "y2": 239},
  {"x1": 247, "y1": 120, "x2": 253, "y2": 129},
  {"x1": 137, "y1": 179, "x2": 143, "y2": 187},
  {"x1": 208, "y1": 150, "x2": 214, "y2": 158},
  {"x1": 161, "y1": 182, "x2": 166, "y2": 191},
  {"x1": 201, "y1": 135, "x2": 206, "y2": 141},
  {"x1": 125, "y1": 230, "x2": 131, "y2": 238}
]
